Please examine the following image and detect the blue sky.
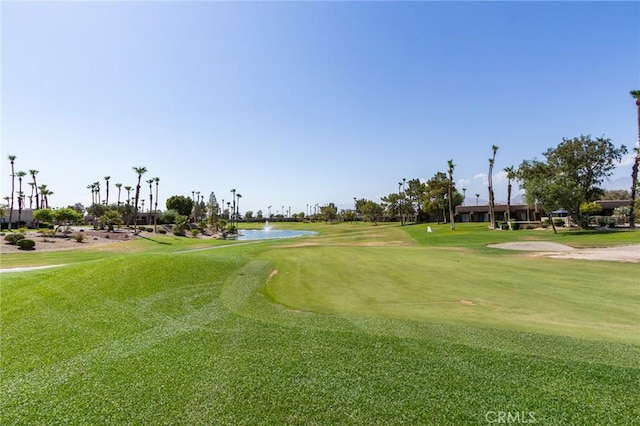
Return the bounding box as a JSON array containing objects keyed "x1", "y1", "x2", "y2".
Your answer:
[{"x1": 2, "y1": 1, "x2": 638, "y2": 215}]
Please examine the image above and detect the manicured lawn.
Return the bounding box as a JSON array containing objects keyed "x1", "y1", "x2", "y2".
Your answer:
[{"x1": 1, "y1": 222, "x2": 638, "y2": 424}]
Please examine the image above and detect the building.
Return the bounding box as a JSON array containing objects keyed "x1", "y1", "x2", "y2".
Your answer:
[{"x1": 455, "y1": 200, "x2": 632, "y2": 224}]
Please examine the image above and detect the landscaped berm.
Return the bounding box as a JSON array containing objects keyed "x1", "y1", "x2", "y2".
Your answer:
[{"x1": 1, "y1": 222, "x2": 638, "y2": 424}]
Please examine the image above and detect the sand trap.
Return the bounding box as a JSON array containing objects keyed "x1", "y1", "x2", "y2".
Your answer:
[
  {"x1": 0, "y1": 264, "x2": 66, "y2": 273},
  {"x1": 488, "y1": 242, "x2": 575, "y2": 252},
  {"x1": 488, "y1": 242, "x2": 640, "y2": 263}
]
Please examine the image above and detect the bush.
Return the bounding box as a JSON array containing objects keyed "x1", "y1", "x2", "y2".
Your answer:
[
  {"x1": 74, "y1": 233, "x2": 86, "y2": 243},
  {"x1": 4, "y1": 233, "x2": 25, "y2": 245},
  {"x1": 509, "y1": 221, "x2": 520, "y2": 230},
  {"x1": 158, "y1": 229, "x2": 167, "y2": 234},
  {"x1": 17, "y1": 239, "x2": 36, "y2": 250},
  {"x1": 553, "y1": 219, "x2": 565, "y2": 227},
  {"x1": 37, "y1": 229, "x2": 55, "y2": 238},
  {"x1": 146, "y1": 227, "x2": 154, "y2": 232}
]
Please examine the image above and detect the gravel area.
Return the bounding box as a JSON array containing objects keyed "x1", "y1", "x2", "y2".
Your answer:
[{"x1": 1, "y1": 229, "x2": 135, "y2": 254}]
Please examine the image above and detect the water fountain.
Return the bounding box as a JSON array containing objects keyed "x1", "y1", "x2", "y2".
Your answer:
[{"x1": 236, "y1": 220, "x2": 316, "y2": 241}]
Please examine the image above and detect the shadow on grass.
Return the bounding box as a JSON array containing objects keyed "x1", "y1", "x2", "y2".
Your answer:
[
  {"x1": 558, "y1": 229, "x2": 629, "y2": 236},
  {"x1": 139, "y1": 236, "x2": 173, "y2": 245}
]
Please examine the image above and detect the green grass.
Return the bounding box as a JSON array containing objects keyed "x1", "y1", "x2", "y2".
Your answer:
[{"x1": 1, "y1": 222, "x2": 639, "y2": 424}]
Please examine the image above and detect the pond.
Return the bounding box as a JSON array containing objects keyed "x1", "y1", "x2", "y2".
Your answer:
[{"x1": 237, "y1": 228, "x2": 317, "y2": 241}]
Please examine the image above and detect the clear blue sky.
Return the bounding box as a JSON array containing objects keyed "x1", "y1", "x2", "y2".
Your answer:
[{"x1": 2, "y1": 1, "x2": 638, "y2": 215}]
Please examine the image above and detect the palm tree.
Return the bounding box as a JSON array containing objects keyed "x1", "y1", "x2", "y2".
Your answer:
[
  {"x1": 115, "y1": 183, "x2": 123, "y2": 205},
  {"x1": 132, "y1": 166, "x2": 148, "y2": 232},
  {"x1": 475, "y1": 193, "x2": 480, "y2": 206},
  {"x1": 153, "y1": 177, "x2": 160, "y2": 232},
  {"x1": 504, "y1": 165, "x2": 516, "y2": 222},
  {"x1": 38, "y1": 185, "x2": 51, "y2": 208},
  {"x1": 124, "y1": 186, "x2": 132, "y2": 204},
  {"x1": 7, "y1": 155, "x2": 16, "y2": 230},
  {"x1": 236, "y1": 193, "x2": 242, "y2": 225},
  {"x1": 15, "y1": 171, "x2": 26, "y2": 226},
  {"x1": 447, "y1": 160, "x2": 455, "y2": 230},
  {"x1": 230, "y1": 189, "x2": 236, "y2": 229},
  {"x1": 28, "y1": 182, "x2": 35, "y2": 209},
  {"x1": 147, "y1": 179, "x2": 154, "y2": 214},
  {"x1": 488, "y1": 145, "x2": 499, "y2": 229},
  {"x1": 29, "y1": 169, "x2": 40, "y2": 209},
  {"x1": 629, "y1": 90, "x2": 640, "y2": 229},
  {"x1": 462, "y1": 188, "x2": 467, "y2": 205},
  {"x1": 93, "y1": 182, "x2": 101, "y2": 205},
  {"x1": 104, "y1": 176, "x2": 111, "y2": 205},
  {"x1": 87, "y1": 184, "x2": 94, "y2": 204},
  {"x1": 397, "y1": 182, "x2": 403, "y2": 225}
]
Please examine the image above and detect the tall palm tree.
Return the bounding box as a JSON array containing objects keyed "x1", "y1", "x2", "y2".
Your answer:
[
  {"x1": 236, "y1": 193, "x2": 242, "y2": 225},
  {"x1": 447, "y1": 160, "x2": 455, "y2": 230},
  {"x1": 94, "y1": 182, "x2": 101, "y2": 205},
  {"x1": 104, "y1": 176, "x2": 111, "y2": 205},
  {"x1": 15, "y1": 171, "x2": 26, "y2": 226},
  {"x1": 29, "y1": 170, "x2": 40, "y2": 210},
  {"x1": 38, "y1": 185, "x2": 51, "y2": 208},
  {"x1": 196, "y1": 191, "x2": 201, "y2": 221},
  {"x1": 462, "y1": 188, "x2": 467, "y2": 205},
  {"x1": 7, "y1": 155, "x2": 16, "y2": 230},
  {"x1": 475, "y1": 193, "x2": 480, "y2": 206},
  {"x1": 153, "y1": 177, "x2": 160, "y2": 232},
  {"x1": 115, "y1": 183, "x2": 123, "y2": 205},
  {"x1": 230, "y1": 189, "x2": 236, "y2": 230},
  {"x1": 124, "y1": 186, "x2": 132, "y2": 204},
  {"x1": 629, "y1": 90, "x2": 640, "y2": 229},
  {"x1": 132, "y1": 166, "x2": 148, "y2": 232},
  {"x1": 39, "y1": 185, "x2": 48, "y2": 208},
  {"x1": 504, "y1": 165, "x2": 516, "y2": 222},
  {"x1": 28, "y1": 182, "x2": 35, "y2": 209},
  {"x1": 147, "y1": 179, "x2": 154, "y2": 214},
  {"x1": 397, "y1": 182, "x2": 403, "y2": 225},
  {"x1": 488, "y1": 145, "x2": 499, "y2": 229},
  {"x1": 87, "y1": 184, "x2": 94, "y2": 204}
]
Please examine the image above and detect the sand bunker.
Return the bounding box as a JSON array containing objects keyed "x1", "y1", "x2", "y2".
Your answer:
[{"x1": 488, "y1": 242, "x2": 640, "y2": 263}]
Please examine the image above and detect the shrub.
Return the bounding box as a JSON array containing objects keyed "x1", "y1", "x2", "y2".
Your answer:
[
  {"x1": 38, "y1": 229, "x2": 55, "y2": 238},
  {"x1": 17, "y1": 239, "x2": 36, "y2": 250},
  {"x1": 4, "y1": 233, "x2": 25, "y2": 245},
  {"x1": 509, "y1": 221, "x2": 520, "y2": 230},
  {"x1": 74, "y1": 233, "x2": 86, "y2": 243},
  {"x1": 190, "y1": 229, "x2": 200, "y2": 237},
  {"x1": 158, "y1": 229, "x2": 167, "y2": 234},
  {"x1": 553, "y1": 219, "x2": 565, "y2": 227},
  {"x1": 173, "y1": 230, "x2": 185, "y2": 236},
  {"x1": 146, "y1": 227, "x2": 154, "y2": 232}
]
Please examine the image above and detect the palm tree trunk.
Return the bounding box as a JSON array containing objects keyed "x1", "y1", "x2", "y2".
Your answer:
[
  {"x1": 7, "y1": 156, "x2": 16, "y2": 230},
  {"x1": 506, "y1": 182, "x2": 512, "y2": 222},
  {"x1": 629, "y1": 94, "x2": 640, "y2": 229}
]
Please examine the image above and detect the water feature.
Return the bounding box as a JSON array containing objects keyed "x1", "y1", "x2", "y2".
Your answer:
[{"x1": 237, "y1": 221, "x2": 316, "y2": 241}]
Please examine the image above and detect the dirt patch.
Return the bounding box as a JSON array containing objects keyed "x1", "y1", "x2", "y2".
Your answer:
[
  {"x1": 266, "y1": 269, "x2": 278, "y2": 283},
  {"x1": 488, "y1": 242, "x2": 640, "y2": 263}
]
